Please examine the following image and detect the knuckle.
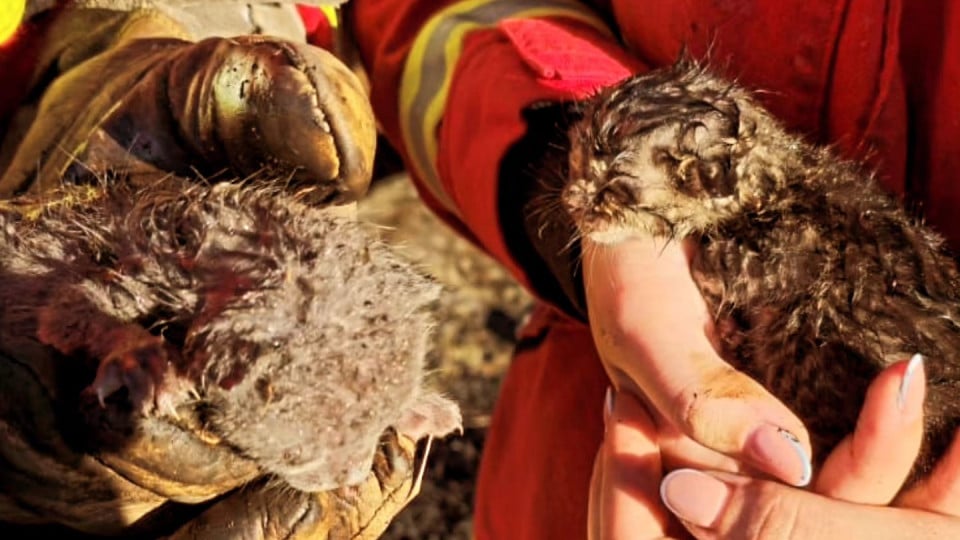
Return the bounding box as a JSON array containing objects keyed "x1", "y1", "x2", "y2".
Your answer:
[
  {"x1": 746, "y1": 483, "x2": 805, "y2": 540},
  {"x1": 672, "y1": 380, "x2": 700, "y2": 420},
  {"x1": 672, "y1": 365, "x2": 746, "y2": 429},
  {"x1": 673, "y1": 392, "x2": 721, "y2": 441}
]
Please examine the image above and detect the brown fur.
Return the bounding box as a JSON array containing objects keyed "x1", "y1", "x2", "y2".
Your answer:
[{"x1": 555, "y1": 61, "x2": 960, "y2": 486}]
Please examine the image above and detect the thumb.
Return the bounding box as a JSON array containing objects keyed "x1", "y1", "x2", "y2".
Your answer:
[
  {"x1": 583, "y1": 236, "x2": 812, "y2": 487},
  {"x1": 659, "y1": 468, "x2": 960, "y2": 539}
]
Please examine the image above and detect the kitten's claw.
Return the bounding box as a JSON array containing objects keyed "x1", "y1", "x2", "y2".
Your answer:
[
  {"x1": 94, "y1": 361, "x2": 126, "y2": 407},
  {"x1": 87, "y1": 332, "x2": 182, "y2": 417}
]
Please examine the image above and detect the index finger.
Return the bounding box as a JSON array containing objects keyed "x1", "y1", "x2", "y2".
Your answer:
[{"x1": 589, "y1": 388, "x2": 679, "y2": 540}]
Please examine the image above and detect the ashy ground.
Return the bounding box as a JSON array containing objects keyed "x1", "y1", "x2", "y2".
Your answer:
[{"x1": 358, "y1": 173, "x2": 535, "y2": 539}]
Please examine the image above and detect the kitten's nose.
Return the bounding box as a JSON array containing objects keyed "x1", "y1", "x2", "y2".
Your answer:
[{"x1": 561, "y1": 178, "x2": 597, "y2": 214}]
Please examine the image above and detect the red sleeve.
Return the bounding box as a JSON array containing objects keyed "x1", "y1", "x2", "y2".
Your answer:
[
  {"x1": 351, "y1": 0, "x2": 641, "y2": 297},
  {"x1": 296, "y1": 4, "x2": 336, "y2": 51},
  {"x1": 899, "y1": 1, "x2": 960, "y2": 248},
  {"x1": 0, "y1": 9, "x2": 58, "y2": 130}
]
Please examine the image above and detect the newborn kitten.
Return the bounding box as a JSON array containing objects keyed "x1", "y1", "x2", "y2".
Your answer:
[
  {"x1": 558, "y1": 61, "x2": 960, "y2": 486},
  {"x1": 0, "y1": 177, "x2": 461, "y2": 493}
]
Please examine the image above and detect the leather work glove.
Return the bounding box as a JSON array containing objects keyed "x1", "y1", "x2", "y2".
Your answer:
[
  {"x1": 1, "y1": 344, "x2": 428, "y2": 539},
  {"x1": 0, "y1": 3, "x2": 376, "y2": 205}
]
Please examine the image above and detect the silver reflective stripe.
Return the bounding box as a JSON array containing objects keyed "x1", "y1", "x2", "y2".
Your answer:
[{"x1": 399, "y1": 0, "x2": 612, "y2": 217}]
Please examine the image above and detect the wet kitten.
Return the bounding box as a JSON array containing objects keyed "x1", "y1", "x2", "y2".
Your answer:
[
  {"x1": 558, "y1": 61, "x2": 960, "y2": 486},
  {"x1": 0, "y1": 177, "x2": 461, "y2": 493}
]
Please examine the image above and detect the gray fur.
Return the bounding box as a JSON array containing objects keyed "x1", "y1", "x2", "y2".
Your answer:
[{"x1": 0, "y1": 177, "x2": 461, "y2": 493}]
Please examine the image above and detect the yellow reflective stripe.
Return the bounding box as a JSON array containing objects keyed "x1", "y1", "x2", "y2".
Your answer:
[
  {"x1": 399, "y1": 0, "x2": 613, "y2": 216},
  {"x1": 319, "y1": 5, "x2": 339, "y2": 28}
]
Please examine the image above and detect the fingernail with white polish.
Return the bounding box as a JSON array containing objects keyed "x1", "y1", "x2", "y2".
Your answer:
[
  {"x1": 660, "y1": 469, "x2": 731, "y2": 528},
  {"x1": 747, "y1": 424, "x2": 812, "y2": 487},
  {"x1": 779, "y1": 428, "x2": 813, "y2": 487},
  {"x1": 603, "y1": 386, "x2": 614, "y2": 432},
  {"x1": 897, "y1": 353, "x2": 924, "y2": 412}
]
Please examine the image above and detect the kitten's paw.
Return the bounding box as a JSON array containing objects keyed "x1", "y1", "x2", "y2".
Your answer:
[
  {"x1": 86, "y1": 331, "x2": 187, "y2": 417},
  {"x1": 396, "y1": 391, "x2": 463, "y2": 442}
]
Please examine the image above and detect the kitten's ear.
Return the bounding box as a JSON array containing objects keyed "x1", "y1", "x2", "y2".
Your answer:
[{"x1": 395, "y1": 391, "x2": 462, "y2": 442}]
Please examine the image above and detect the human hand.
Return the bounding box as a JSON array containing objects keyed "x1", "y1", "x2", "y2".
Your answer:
[
  {"x1": 587, "y1": 388, "x2": 679, "y2": 540},
  {"x1": 588, "y1": 355, "x2": 960, "y2": 539},
  {"x1": 582, "y1": 235, "x2": 812, "y2": 486}
]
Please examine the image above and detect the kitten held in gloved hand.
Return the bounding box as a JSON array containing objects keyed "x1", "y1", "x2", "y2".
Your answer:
[{"x1": 0, "y1": 176, "x2": 461, "y2": 494}]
